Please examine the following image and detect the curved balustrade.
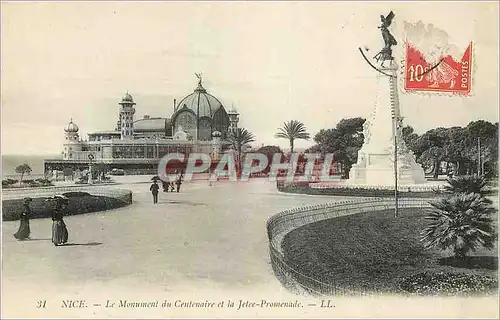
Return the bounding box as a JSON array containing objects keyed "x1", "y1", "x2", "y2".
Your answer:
[{"x1": 266, "y1": 197, "x2": 433, "y2": 296}]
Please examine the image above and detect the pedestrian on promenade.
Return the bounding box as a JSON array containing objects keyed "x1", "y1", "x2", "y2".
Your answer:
[
  {"x1": 150, "y1": 181, "x2": 159, "y2": 203},
  {"x1": 175, "y1": 177, "x2": 182, "y2": 193},
  {"x1": 169, "y1": 182, "x2": 175, "y2": 192},
  {"x1": 48, "y1": 195, "x2": 69, "y2": 246},
  {"x1": 162, "y1": 181, "x2": 168, "y2": 193},
  {"x1": 13, "y1": 197, "x2": 33, "y2": 240}
]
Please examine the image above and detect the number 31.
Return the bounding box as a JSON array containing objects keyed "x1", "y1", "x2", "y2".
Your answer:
[{"x1": 36, "y1": 300, "x2": 47, "y2": 308}]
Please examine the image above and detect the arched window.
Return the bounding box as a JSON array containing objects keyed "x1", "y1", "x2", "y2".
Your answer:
[
  {"x1": 212, "y1": 108, "x2": 229, "y2": 139},
  {"x1": 198, "y1": 117, "x2": 212, "y2": 141},
  {"x1": 173, "y1": 110, "x2": 197, "y2": 139}
]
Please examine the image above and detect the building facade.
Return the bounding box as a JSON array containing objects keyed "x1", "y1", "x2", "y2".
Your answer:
[{"x1": 44, "y1": 77, "x2": 240, "y2": 175}]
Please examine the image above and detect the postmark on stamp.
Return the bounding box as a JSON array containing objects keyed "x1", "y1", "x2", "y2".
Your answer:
[{"x1": 402, "y1": 21, "x2": 473, "y2": 95}]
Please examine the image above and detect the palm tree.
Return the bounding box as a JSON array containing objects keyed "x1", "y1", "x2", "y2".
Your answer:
[
  {"x1": 275, "y1": 120, "x2": 310, "y2": 153},
  {"x1": 420, "y1": 193, "x2": 496, "y2": 259},
  {"x1": 228, "y1": 128, "x2": 256, "y2": 172},
  {"x1": 228, "y1": 128, "x2": 256, "y2": 155},
  {"x1": 443, "y1": 175, "x2": 490, "y2": 197}
]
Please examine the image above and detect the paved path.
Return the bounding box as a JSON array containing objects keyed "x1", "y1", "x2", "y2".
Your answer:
[{"x1": 2, "y1": 178, "x2": 355, "y2": 318}]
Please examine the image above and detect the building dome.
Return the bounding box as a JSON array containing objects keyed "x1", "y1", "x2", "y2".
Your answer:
[
  {"x1": 133, "y1": 117, "x2": 171, "y2": 133},
  {"x1": 172, "y1": 76, "x2": 231, "y2": 141},
  {"x1": 64, "y1": 119, "x2": 79, "y2": 132},
  {"x1": 122, "y1": 92, "x2": 134, "y2": 102},
  {"x1": 175, "y1": 80, "x2": 224, "y2": 119}
]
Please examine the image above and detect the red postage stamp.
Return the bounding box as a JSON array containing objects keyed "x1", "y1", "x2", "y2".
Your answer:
[{"x1": 403, "y1": 22, "x2": 473, "y2": 95}]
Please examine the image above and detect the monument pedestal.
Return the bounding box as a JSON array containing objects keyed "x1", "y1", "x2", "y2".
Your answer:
[{"x1": 348, "y1": 63, "x2": 426, "y2": 186}]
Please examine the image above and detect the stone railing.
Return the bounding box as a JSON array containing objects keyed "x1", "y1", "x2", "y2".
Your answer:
[{"x1": 266, "y1": 197, "x2": 433, "y2": 296}]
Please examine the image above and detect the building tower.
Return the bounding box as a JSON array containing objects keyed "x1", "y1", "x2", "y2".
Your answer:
[
  {"x1": 227, "y1": 105, "x2": 239, "y2": 134},
  {"x1": 62, "y1": 118, "x2": 82, "y2": 160},
  {"x1": 211, "y1": 131, "x2": 222, "y2": 161},
  {"x1": 118, "y1": 92, "x2": 136, "y2": 140}
]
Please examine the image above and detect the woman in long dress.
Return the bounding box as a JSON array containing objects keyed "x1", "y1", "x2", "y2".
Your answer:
[
  {"x1": 13, "y1": 197, "x2": 33, "y2": 240},
  {"x1": 50, "y1": 195, "x2": 69, "y2": 246}
]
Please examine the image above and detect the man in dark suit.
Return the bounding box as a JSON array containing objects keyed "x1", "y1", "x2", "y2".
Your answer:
[{"x1": 150, "y1": 181, "x2": 159, "y2": 204}]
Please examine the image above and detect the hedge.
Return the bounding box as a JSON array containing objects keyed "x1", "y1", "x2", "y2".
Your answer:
[
  {"x1": 2, "y1": 178, "x2": 53, "y2": 188},
  {"x1": 2, "y1": 194, "x2": 130, "y2": 221},
  {"x1": 277, "y1": 185, "x2": 437, "y2": 198}
]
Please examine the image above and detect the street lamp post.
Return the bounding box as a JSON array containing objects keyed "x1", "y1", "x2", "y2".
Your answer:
[
  {"x1": 393, "y1": 117, "x2": 399, "y2": 218},
  {"x1": 477, "y1": 137, "x2": 481, "y2": 176},
  {"x1": 88, "y1": 154, "x2": 95, "y2": 185}
]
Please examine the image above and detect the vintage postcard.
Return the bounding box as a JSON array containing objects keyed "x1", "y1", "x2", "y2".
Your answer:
[{"x1": 1, "y1": 1, "x2": 498, "y2": 319}]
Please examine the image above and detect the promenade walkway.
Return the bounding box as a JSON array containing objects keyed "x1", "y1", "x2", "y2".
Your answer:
[{"x1": 2, "y1": 178, "x2": 352, "y2": 318}]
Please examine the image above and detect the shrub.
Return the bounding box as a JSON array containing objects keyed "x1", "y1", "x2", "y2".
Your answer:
[
  {"x1": 23, "y1": 179, "x2": 38, "y2": 187},
  {"x1": 421, "y1": 193, "x2": 497, "y2": 258},
  {"x1": 62, "y1": 191, "x2": 91, "y2": 198},
  {"x1": 2, "y1": 179, "x2": 18, "y2": 187},
  {"x1": 399, "y1": 272, "x2": 497, "y2": 295},
  {"x1": 443, "y1": 175, "x2": 490, "y2": 196},
  {"x1": 35, "y1": 178, "x2": 53, "y2": 186},
  {"x1": 277, "y1": 185, "x2": 436, "y2": 198}
]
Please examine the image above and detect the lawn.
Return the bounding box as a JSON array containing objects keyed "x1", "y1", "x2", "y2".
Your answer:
[{"x1": 282, "y1": 208, "x2": 498, "y2": 295}]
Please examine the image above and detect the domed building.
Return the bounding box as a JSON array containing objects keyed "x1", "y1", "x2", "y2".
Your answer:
[
  {"x1": 45, "y1": 76, "x2": 241, "y2": 175},
  {"x1": 172, "y1": 78, "x2": 230, "y2": 141}
]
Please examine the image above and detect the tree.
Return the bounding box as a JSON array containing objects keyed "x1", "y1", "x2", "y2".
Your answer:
[
  {"x1": 402, "y1": 125, "x2": 420, "y2": 154},
  {"x1": 275, "y1": 120, "x2": 310, "y2": 153},
  {"x1": 414, "y1": 127, "x2": 449, "y2": 178},
  {"x1": 465, "y1": 120, "x2": 498, "y2": 176},
  {"x1": 228, "y1": 128, "x2": 256, "y2": 170},
  {"x1": 256, "y1": 145, "x2": 283, "y2": 174},
  {"x1": 421, "y1": 193, "x2": 496, "y2": 259},
  {"x1": 309, "y1": 117, "x2": 365, "y2": 178},
  {"x1": 229, "y1": 128, "x2": 256, "y2": 155},
  {"x1": 413, "y1": 121, "x2": 498, "y2": 177},
  {"x1": 256, "y1": 145, "x2": 283, "y2": 155},
  {"x1": 442, "y1": 126, "x2": 470, "y2": 175},
  {"x1": 15, "y1": 163, "x2": 32, "y2": 187},
  {"x1": 95, "y1": 163, "x2": 109, "y2": 181}
]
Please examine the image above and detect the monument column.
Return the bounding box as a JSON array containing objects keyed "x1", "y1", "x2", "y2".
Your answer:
[
  {"x1": 350, "y1": 10, "x2": 427, "y2": 187},
  {"x1": 348, "y1": 60, "x2": 426, "y2": 186}
]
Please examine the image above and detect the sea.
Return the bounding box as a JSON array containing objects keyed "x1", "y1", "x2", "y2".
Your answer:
[{"x1": 1, "y1": 154, "x2": 61, "y2": 179}]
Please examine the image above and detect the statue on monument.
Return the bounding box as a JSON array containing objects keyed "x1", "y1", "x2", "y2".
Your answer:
[
  {"x1": 374, "y1": 11, "x2": 397, "y2": 66},
  {"x1": 195, "y1": 73, "x2": 203, "y2": 86}
]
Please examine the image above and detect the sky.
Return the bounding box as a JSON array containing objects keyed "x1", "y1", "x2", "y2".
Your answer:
[{"x1": 1, "y1": 1, "x2": 498, "y2": 155}]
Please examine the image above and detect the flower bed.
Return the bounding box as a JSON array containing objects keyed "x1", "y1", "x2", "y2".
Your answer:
[
  {"x1": 2, "y1": 194, "x2": 130, "y2": 221},
  {"x1": 399, "y1": 272, "x2": 498, "y2": 296},
  {"x1": 281, "y1": 208, "x2": 497, "y2": 295},
  {"x1": 278, "y1": 184, "x2": 437, "y2": 198}
]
